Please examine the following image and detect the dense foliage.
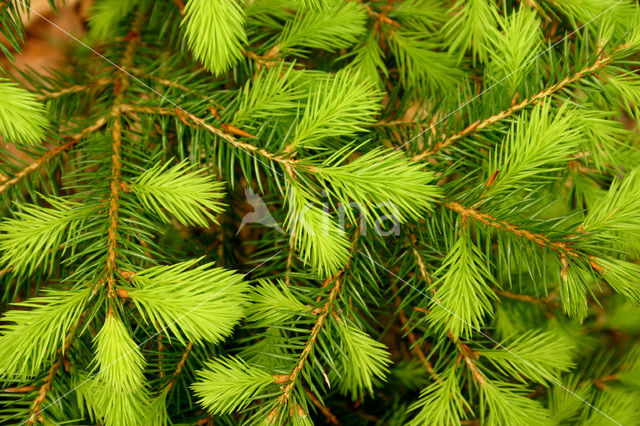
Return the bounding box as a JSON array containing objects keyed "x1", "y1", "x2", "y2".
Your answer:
[{"x1": 1, "y1": 0, "x2": 640, "y2": 424}]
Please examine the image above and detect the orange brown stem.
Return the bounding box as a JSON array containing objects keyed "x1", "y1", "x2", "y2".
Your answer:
[
  {"x1": 5, "y1": 385, "x2": 36, "y2": 393},
  {"x1": 444, "y1": 201, "x2": 580, "y2": 258},
  {"x1": 172, "y1": 0, "x2": 185, "y2": 13},
  {"x1": 0, "y1": 117, "x2": 106, "y2": 195},
  {"x1": 304, "y1": 387, "x2": 339, "y2": 425},
  {"x1": 274, "y1": 234, "x2": 359, "y2": 417},
  {"x1": 412, "y1": 46, "x2": 629, "y2": 161},
  {"x1": 28, "y1": 359, "x2": 61, "y2": 424},
  {"x1": 175, "y1": 109, "x2": 318, "y2": 173},
  {"x1": 395, "y1": 296, "x2": 435, "y2": 375},
  {"x1": 35, "y1": 77, "x2": 112, "y2": 101},
  {"x1": 106, "y1": 11, "x2": 146, "y2": 297},
  {"x1": 274, "y1": 274, "x2": 344, "y2": 413},
  {"x1": 28, "y1": 314, "x2": 85, "y2": 424},
  {"x1": 456, "y1": 341, "x2": 486, "y2": 386},
  {"x1": 497, "y1": 289, "x2": 554, "y2": 305},
  {"x1": 444, "y1": 200, "x2": 604, "y2": 276},
  {"x1": 164, "y1": 342, "x2": 194, "y2": 392}
]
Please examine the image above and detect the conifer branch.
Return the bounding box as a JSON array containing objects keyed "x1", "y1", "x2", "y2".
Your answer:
[
  {"x1": 164, "y1": 341, "x2": 194, "y2": 392},
  {"x1": 119, "y1": 104, "x2": 174, "y2": 115},
  {"x1": 28, "y1": 313, "x2": 84, "y2": 424},
  {"x1": 274, "y1": 273, "x2": 344, "y2": 413},
  {"x1": 395, "y1": 293, "x2": 435, "y2": 375},
  {"x1": 28, "y1": 357, "x2": 61, "y2": 424},
  {"x1": 0, "y1": 78, "x2": 49, "y2": 145},
  {"x1": 174, "y1": 108, "x2": 318, "y2": 172},
  {"x1": 496, "y1": 289, "x2": 556, "y2": 306},
  {"x1": 444, "y1": 201, "x2": 587, "y2": 262},
  {"x1": 105, "y1": 9, "x2": 146, "y2": 297},
  {"x1": 359, "y1": 1, "x2": 399, "y2": 29},
  {"x1": 412, "y1": 44, "x2": 632, "y2": 161},
  {"x1": 285, "y1": 234, "x2": 296, "y2": 286},
  {"x1": 455, "y1": 340, "x2": 486, "y2": 386},
  {"x1": 127, "y1": 69, "x2": 196, "y2": 95},
  {"x1": 274, "y1": 233, "x2": 358, "y2": 416},
  {"x1": 35, "y1": 77, "x2": 112, "y2": 101},
  {"x1": 304, "y1": 386, "x2": 339, "y2": 425},
  {"x1": 0, "y1": 117, "x2": 107, "y2": 195},
  {"x1": 2, "y1": 2, "x2": 640, "y2": 423},
  {"x1": 182, "y1": 0, "x2": 247, "y2": 75}
]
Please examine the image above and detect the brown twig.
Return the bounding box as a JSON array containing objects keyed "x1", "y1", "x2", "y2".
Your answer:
[
  {"x1": 592, "y1": 374, "x2": 618, "y2": 390},
  {"x1": 119, "y1": 104, "x2": 174, "y2": 115},
  {"x1": 28, "y1": 358, "x2": 62, "y2": 424},
  {"x1": 360, "y1": 2, "x2": 400, "y2": 28},
  {"x1": 410, "y1": 237, "x2": 433, "y2": 288},
  {"x1": 4, "y1": 385, "x2": 37, "y2": 393},
  {"x1": 35, "y1": 77, "x2": 112, "y2": 101},
  {"x1": 519, "y1": 0, "x2": 548, "y2": 20},
  {"x1": 172, "y1": 0, "x2": 185, "y2": 13},
  {"x1": 411, "y1": 46, "x2": 630, "y2": 161},
  {"x1": 105, "y1": 10, "x2": 146, "y2": 298},
  {"x1": 0, "y1": 117, "x2": 107, "y2": 195},
  {"x1": 246, "y1": 44, "x2": 282, "y2": 70},
  {"x1": 272, "y1": 234, "x2": 359, "y2": 419},
  {"x1": 496, "y1": 289, "x2": 556, "y2": 306},
  {"x1": 174, "y1": 108, "x2": 318, "y2": 173},
  {"x1": 445, "y1": 201, "x2": 581, "y2": 260},
  {"x1": 444, "y1": 200, "x2": 604, "y2": 284},
  {"x1": 119, "y1": 105, "x2": 257, "y2": 139},
  {"x1": 272, "y1": 274, "x2": 344, "y2": 418},
  {"x1": 163, "y1": 342, "x2": 194, "y2": 392},
  {"x1": 28, "y1": 314, "x2": 85, "y2": 424},
  {"x1": 372, "y1": 119, "x2": 427, "y2": 127},
  {"x1": 304, "y1": 387, "x2": 340, "y2": 425},
  {"x1": 395, "y1": 239, "x2": 443, "y2": 378},
  {"x1": 128, "y1": 68, "x2": 196, "y2": 94},
  {"x1": 285, "y1": 233, "x2": 296, "y2": 286},
  {"x1": 395, "y1": 295, "x2": 435, "y2": 375},
  {"x1": 122, "y1": 104, "x2": 296, "y2": 168},
  {"x1": 454, "y1": 339, "x2": 486, "y2": 386}
]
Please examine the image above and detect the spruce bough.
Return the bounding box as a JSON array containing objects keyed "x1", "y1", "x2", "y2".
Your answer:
[{"x1": 1, "y1": 0, "x2": 640, "y2": 424}]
